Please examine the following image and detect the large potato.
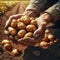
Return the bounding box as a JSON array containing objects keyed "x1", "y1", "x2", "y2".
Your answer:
[
  {"x1": 26, "y1": 24, "x2": 36, "y2": 32},
  {"x1": 8, "y1": 27, "x2": 17, "y2": 36},
  {"x1": 20, "y1": 15, "x2": 31, "y2": 25},
  {"x1": 24, "y1": 32, "x2": 33, "y2": 38},
  {"x1": 17, "y1": 30, "x2": 26, "y2": 38},
  {"x1": 11, "y1": 19, "x2": 17, "y2": 28},
  {"x1": 17, "y1": 22, "x2": 26, "y2": 29}
]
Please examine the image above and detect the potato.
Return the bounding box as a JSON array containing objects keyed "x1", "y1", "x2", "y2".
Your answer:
[
  {"x1": 11, "y1": 19, "x2": 17, "y2": 28},
  {"x1": 45, "y1": 29, "x2": 50, "y2": 34},
  {"x1": 11, "y1": 49, "x2": 19, "y2": 56},
  {"x1": 48, "y1": 34, "x2": 55, "y2": 41},
  {"x1": 8, "y1": 27, "x2": 17, "y2": 36},
  {"x1": 17, "y1": 22, "x2": 26, "y2": 29},
  {"x1": 2, "y1": 39, "x2": 11, "y2": 45},
  {"x1": 30, "y1": 17, "x2": 35, "y2": 20},
  {"x1": 40, "y1": 41, "x2": 48, "y2": 47},
  {"x1": 3, "y1": 43, "x2": 12, "y2": 50},
  {"x1": 4, "y1": 30, "x2": 9, "y2": 35},
  {"x1": 17, "y1": 30, "x2": 26, "y2": 38},
  {"x1": 20, "y1": 15, "x2": 31, "y2": 24},
  {"x1": 30, "y1": 20, "x2": 37, "y2": 26},
  {"x1": 26, "y1": 24, "x2": 36, "y2": 32},
  {"x1": 24, "y1": 32, "x2": 33, "y2": 38}
]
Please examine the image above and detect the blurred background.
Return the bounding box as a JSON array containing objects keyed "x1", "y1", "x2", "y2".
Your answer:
[{"x1": 0, "y1": 0, "x2": 29, "y2": 16}]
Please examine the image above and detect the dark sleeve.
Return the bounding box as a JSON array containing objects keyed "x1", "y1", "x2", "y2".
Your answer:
[{"x1": 45, "y1": 0, "x2": 60, "y2": 22}]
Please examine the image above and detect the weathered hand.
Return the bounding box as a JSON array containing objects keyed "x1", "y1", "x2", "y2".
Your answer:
[
  {"x1": 5, "y1": 14, "x2": 23, "y2": 29},
  {"x1": 18, "y1": 13, "x2": 51, "y2": 46},
  {"x1": 33, "y1": 13, "x2": 51, "y2": 39}
]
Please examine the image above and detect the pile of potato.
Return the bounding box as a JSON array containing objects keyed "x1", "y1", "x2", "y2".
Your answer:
[
  {"x1": 4, "y1": 15, "x2": 57, "y2": 49},
  {"x1": 4, "y1": 15, "x2": 37, "y2": 40}
]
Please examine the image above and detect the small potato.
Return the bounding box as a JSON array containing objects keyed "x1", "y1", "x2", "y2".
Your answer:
[
  {"x1": 30, "y1": 17, "x2": 35, "y2": 20},
  {"x1": 11, "y1": 19, "x2": 17, "y2": 28},
  {"x1": 17, "y1": 30, "x2": 26, "y2": 38},
  {"x1": 48, "y1": 34, "x2": 55, "y2": 41},
  {"x1": 24, "y1": 32, "x2": 33, "y2": 38},
  {"x1": 3, "y1": 43, "x2": 12, "y2": 50},
  {"x1": 8, "y1": 27, "x2": 17, "y2": 36},
  {"x1": 17, "y1": 18, "x2": 21, "y2": 23},
  {"x1": 26, "y1": 24, "x2": 36, "y2": 32},
  {"x1": 45, "y1": 29, "x2": 50, "y2": 34},
  {"x1": 17, "y1": 22, "x2": 26, "y2": 29},
  {"x1": 2, "y1": 39, "x2": 11, "y2": 45},
  {"x1": 11, "y1": 49, "x2": 19, "y2": 56},
  {"x1": 30, "y1": 20, "x2": 37, "y2": 26},
  {"x1": 20, "y1": 15, "x2": 31, "y2": 24},
  {"x1": 40, "y1": 41, "x2": 48, "y2": 47},
  {"x1": 4, "y1": 30, "x2": 9, "y2": 35}
]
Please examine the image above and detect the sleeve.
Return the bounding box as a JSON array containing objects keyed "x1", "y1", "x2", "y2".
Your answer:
[
  {"x1": 25, "y1": 0, "x2": 49, "y2": 16},
  {"x1": 45, "y1": 0, "x2": 60, "y2": 22}
]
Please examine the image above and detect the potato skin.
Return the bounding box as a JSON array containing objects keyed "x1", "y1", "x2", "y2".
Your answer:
[
  {"x1": 20, "y1": 15, "x2": 31, "y2": 25},
  {"x1": 48, "y1": 34, "x2": 55, "y2": 41},
  {"x1": 11, "y1": 49, "x2": 19, "y2": 56},
  {"x1": 2, "y1": 39, "x2": 11, "y2": 45},
  {"x1": 40, "y1": 41, "x2": 48, "y2": 47},
  {"x1": 8, "y1": 27, "x2": 17, "y2": 36},
  {"x1": 26, "y1": 24, "x2": 36, "y2": 32},
  {"x1": 17, "y1": 30, "x2": 26, "y2": 38},
  {"x1": 30, "y1": 20, "x2": 37, "y2": 26},
  {"x1": 17, "y1": 22, "x2": 26, "y2": 29},
  {"x1": 11, "y1": 19, "x2": 17, "y2": 28},
  {"x1": 3, "y1": 43, "x2": 12, "y2": 50},
  {"x1": 24, "y1": 32, "x2": 33, "y2": 38}
]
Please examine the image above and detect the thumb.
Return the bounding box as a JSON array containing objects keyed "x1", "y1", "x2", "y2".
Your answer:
[{"x1": 33, "y1": 25, "x2": 46, "y2": 39}]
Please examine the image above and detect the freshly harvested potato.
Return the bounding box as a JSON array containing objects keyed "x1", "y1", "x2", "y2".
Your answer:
[
  {"x1": 20, "y1": 15, "x2": 31, "y2": 25},
  {"x1": 17, "y1": 22, "x2": 26, "y2": 29},
  {"x1": 17, "y1": 30, "x2": 26, "y2": 38},
  {"x1": 2, "y1": 39, "x2": 11, "y2": 45},
  {"x1": 45, "y1": 29, "x2": 50, "y2": 34},
  {"x1": 30, "y1": 20, "x2": 37, "y2": 26},
  {"x1": 24, "y1": 32, "x2": 33, "y2": 38},
  {"x1": 40, "y1": 41, "x2": 48, "y2": 47},
  {"x1": 11, "y1": 49, "x2": 19, "y2": 56},
  {"x1": 48, "y1": 34, "x2": 55, "y2": 41},
  {"x1": 11, "y1": 19, "x2": 17, "y2": 28},
  {"x1": 8, "y1": 27, "x2": 17, "y2": 36},
  {"x1": 3, "y1": 43, "x2": 12, "y2": 50},
  {"x1": 26, "y1": 24, "x2": 36, "y2": 32},
  {"x1": 30, "y1": 17, "x2": 35, "y2": 20},
  {"x1": 4, "y1": 30, "x2": 9, "y2": 35}
]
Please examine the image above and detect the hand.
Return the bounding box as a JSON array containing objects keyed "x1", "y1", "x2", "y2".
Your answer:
[
  {"x1": 5, "y1": 14, "x2": 23, "y2": 29},
  {"x1": 18, "y1": 13, "x2": 51, "y2": 46},
  {"x1": 33, "y1": 13, "x2": 51, "y2": 39}
]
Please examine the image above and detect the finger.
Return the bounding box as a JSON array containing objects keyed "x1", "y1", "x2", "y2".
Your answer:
[
  {"x1": 33, "y1": 26, "x2": 45, "y2": 39},
  {"x1": 4, "y1": 16, "x2": 13, "y2": 29},
  {"x1": 18, "y1": 37, "x2": 36, "y2": 45}
]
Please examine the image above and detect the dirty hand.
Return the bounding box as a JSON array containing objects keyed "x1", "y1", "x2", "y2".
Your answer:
[
  {"x1": 18, "y1": 13, "x2": 51, "y2": 45},
  {"x1": 5, "y1": 10, "x2": 36, "y2": 29},
  {"x1": 33, "y1": 13, "x2": 51, "y2": 39},
  {"x1": 5, "y1": 14, "x2": 23, "y2": 29}
]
